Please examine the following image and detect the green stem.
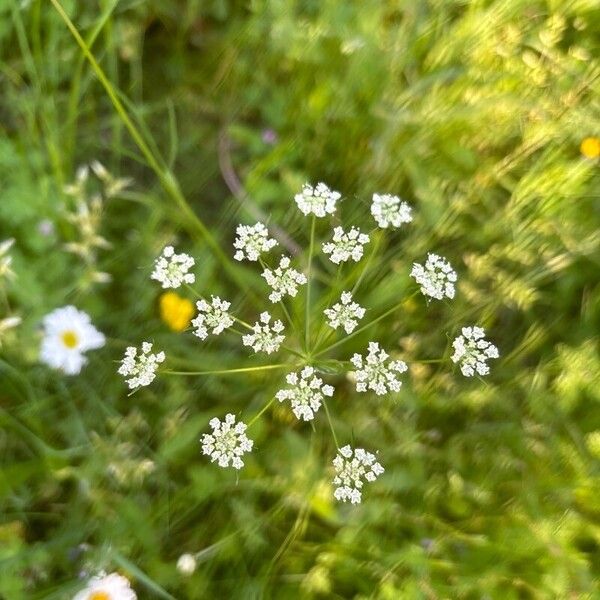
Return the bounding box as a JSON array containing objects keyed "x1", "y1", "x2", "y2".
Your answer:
[
  {"x1": 322, "y1": 399, "x2": 339, "y2": 449},
  {"x1": 163, "y1": 364, "x2": 288, "y2": 377},
  {"x1": 248, "y1": 396, "x2": 277, "y2": 427},
  {"x1": 305, "y1": 215, "x2": 316, "y2": 352}
]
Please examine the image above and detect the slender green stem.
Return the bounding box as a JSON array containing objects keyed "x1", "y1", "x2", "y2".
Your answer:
[
  {"x1": 163, "y1": 364, "x2": 288, "y2": 377},
  {"x1": 351, "y1": 231, "x2": 382, "y2": 295},
  {"x1": 305, "y1": 215, "x2": 316, "y2": 352},
  {"x1": 412, "y1": 358, "x2": 445, "y2": 363},
  {"x1": 322, "y1": 399, "x2": 339, "y2": 449},
  {"x1": 248, "y1": 396, "x2": 277, "y2": 427}
]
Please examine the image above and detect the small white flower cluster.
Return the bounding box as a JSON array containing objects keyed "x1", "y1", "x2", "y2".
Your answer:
[
  {"x1": 151, "y1": 245, "x2": 195, "y2": 289},
  {"x1": 39, "y1": 306, "x2": 105, "y2": 375},
  {"x1": 351, "y1": 341, "x2": 408, "y2": 395},
  {"x1": 233, "y1": 222, "x2": 277, "y2": 262},
  {"x1": 371, "y1": 193, "x2": 413, "y2": 229},
  {"x1": 177, "y1": 553, "x2": 197, "y2": 576},
  {"x1": 324, "y1": 291, "x2": 365, "y2": 334},
  {"x1": 451, "y1": 326, "x2": 499, "y2": 377},
  {"x1": 322, "y1": 226, "x2": 370, "y2": 264},
  {"x1": 294, "y1": 182, "x2": 341, "y2": 217},
  {"x1": 73, "y1": 571, "x2": 137, "y2": 600},
  {"x1": 410, "y1": 252, "x2": 457, "y2": 300},
  {"x1": 261, "y1": 256, "x2": 307, "y2": 303},
  {"x1": 332, "y1": 445, "x2": 384, "y2": 504},
  {"x1": 192, "y1": 296, "x2": 234, "y2": 339},
  {"x1": 118, "y1": 342, "x2": 165, "y2": 390},
  {"x1": 276, "y1": 366, "x2": 334, "y2": 421},
  {"x1": 201, "y1": 413, "x2": 253, "y2": 469},
  {"x1": 242, "y1": 312, "x2": 285, "y2": 354}
]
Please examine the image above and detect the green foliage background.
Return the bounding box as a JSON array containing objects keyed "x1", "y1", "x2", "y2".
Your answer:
[{"x1": 0, "y1": 0, "x2": 599, "y2": 598}]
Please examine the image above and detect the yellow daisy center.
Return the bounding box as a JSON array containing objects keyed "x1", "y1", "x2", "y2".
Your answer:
[
  {"x1": 61, "y1": 330, "x2": 79, "y2": 349},
  {"x1": 89, "y1": 592, "x2": 111, "y2": 600}
]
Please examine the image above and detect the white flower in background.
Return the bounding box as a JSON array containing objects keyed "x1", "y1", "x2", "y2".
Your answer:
[
  {"x1": 176, "y1": 553, "x2": 197, "y2": 576},
  {"x1": 242, "y1": 312, "x2": 285, "y2": 354},
  {"x1": 261, "y1": 256, "x2": 307, "y2": 303},
  {"x1": 324, "y1": 291, "x2": 365, "y2": 334},
  {"x1": 233, "y1": 222, "x2": 278, "y2": 262},
  {"x1": 118, "y1": 342, "x2": 165, "y2": 389},
  {"x1": 276, "y1": 366, "x2": 334, "y2": 421},
  {"x1": 201, "y1": 413, "x2": 253, "y2": 469},
  {"x1": 151, "y1": 246, "x2": 195, "y2": 289},
  {"x1": 39, "y1": 306, "x2": 105, "y2": 375},
  {"x1": 371, "y1": 193, "x2": 413, "y2": 229},
  {"x1": 451, "y1": 326, "x2": 499, "y2": 377},
  {"x1": 294, "y1": 182, "x2": 341, "y2": 217},
  {"x1": 73, "y1": 571, "x2": 137, "y2": 600},
  {"x1": 410, "y1": 253, "x2": 457, "y2": 300},
  {"x1": 322, "y1": 226, "x2": 370, "y2": 264},
  {"x1": 351, "y1": 341, "x2": 408, "y2": 395},
  {"x1": 332, "y1": 445, "x2": 384, "y2": 504},
  {"x1": 192, "y1": 296, "x2": 234, "y2": 340}
]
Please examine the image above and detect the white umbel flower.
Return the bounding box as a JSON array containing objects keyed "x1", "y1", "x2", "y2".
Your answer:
[
  {"x1": 371, "y1": 193, "x2": 413, "y2": 229},
  {"x1": 151, "y1": 246, "x2": 195, "y2": 289},
  {"x1": 332, "y1": 445, "x2": 384, "y2": 504},
  {"x1": 324, "y1": 292, "x2": 365, "y2": 334},
  {"x1": 73, "y1": 571, "x2": 137, "y2": 600},
  {"x1": 40, "y1": 306, "x2": 105, "y2": 375},
  {"x1": 201, "y1": 413, "x2": 253, "y2": 469},
  {"x1": 275, "y1": 366, "x2": 334, "y2": 421},
  {"x1": 451, "y1": 326, "x2": 499, "y2": 377},
  {"x1": 118, "y1": 342, "x2": 165, "y2": 389},
  {"x1": 351, "y1": 341, "x2": 408, "y2": 395},
  {"x1": 242, "y1": 312, "x2": 285, "y2": 354},
  {"x1": 261, "y1": 256, "x2": 307, "y2": 303},
  {"x1": 192, "y1": 296, "x2": 234, "y2": 339},
  {"x1": 233, "y1": 222, "x2": 277, "y2": 262},
  {"x1": 322, "y1": 226, "x2": 370, "y2": 264},
  {"x1": 294, "y1": 182, "x2": 341, "y2": 217},
  {"x1": 410, "y1": 253, "x2": 457, "y2": 300}
]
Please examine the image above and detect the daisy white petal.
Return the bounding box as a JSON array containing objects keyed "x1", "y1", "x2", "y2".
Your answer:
[{"x1": 73, "y1": 571, "x2": 137, "y2": 600}]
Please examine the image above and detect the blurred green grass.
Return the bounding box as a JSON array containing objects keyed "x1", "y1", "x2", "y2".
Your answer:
[{"x1": 0, "y1": 0, "x2": 599, "y2": 598}]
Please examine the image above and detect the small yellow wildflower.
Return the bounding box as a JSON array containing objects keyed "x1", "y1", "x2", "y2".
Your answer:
[
  {"x1": 159, "y1": 291, "x2": 194, "y2": 332},
  {"x1": 580, "y1": 137, "x2": 600, "y2": 159}
]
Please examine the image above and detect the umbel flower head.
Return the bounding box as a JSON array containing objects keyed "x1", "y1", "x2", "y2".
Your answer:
[
  {"x1": 233, "y1": 222, "x2": 278, "y2": 262},
  {"x1": 322, "y1": 226, "x2": 370, "y2": 264},
  {"x1": 451, "y1": 326, "x2": 499, "y2": 377},
  {"x1": 73, "y1": 571, "x2": 137, "y2": 600},
  {"x1": 324, "y1": 291, "x2": 365, "y2": 334},
  {"x1": 332, "y1": 445, "x2": 384, "y2": 504},
  {"x1": 118, "y1": 342, "x2": 165, "y2": 390},
  {"x1": 39, "y1": 306, "x2": 105, "y2": 375},
  {"x1": 192, "y1": 296, "x2": 234, "y2": 340},
  {"x1": 201, "y1": 413, "x2": 254, "y2": 469},
  {"x1": 261, "y1": 256, "x2": 307, "y2": 303},
  {"x1": 294, "y1": 182, "x2": 341, "y2": 217},
  {"x1": 242, "y1": 311, "x2": 285, "y2": 354},
  {"x1": 410, "y1": 253, "x2": 457, "y2": 300},
  {"x1": 371, "y1": 193, "x2": 413, "y2": 229},
  {"x1": 351, "y1": 341, "x2": 408, "y2": 395},
  {"x1": 151, "y1": 245, "x2": 195, "y2": 289},
  {"x1": 276, "y1": 366, "x2": 334, "y2": 421}
]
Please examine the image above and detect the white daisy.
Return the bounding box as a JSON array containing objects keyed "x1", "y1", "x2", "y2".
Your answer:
[
  {"x1": 151, "y1": 246, "x2": 195, "y2": 289},
  {"x1": 451, "y1": 326, "x2": 499, "y2": 377},
  {"x1": 192, "y1": 296, "x2": 234, "y2": 340},
  {"x1": 39, "y1": 306, "x2": 105, "y2": 375},
  {"x1": 371, "y1": 193, "x2": 413, "y2": 229},
  {"x1": 242, "y1": 312, "x2": 285, "y2": 354},
  {"x1": 350, "y1": 341, "x2": 408, "y2": 395},
  {"x1": 73, "y1": 571, "x2": 137, "y2": 600},
  {"x1": 410, "y1": 253, "x2": 457, "y2": 300},
  {"x1": 294, "y1": 182, "x2": 340, "y2": 217},
  {"x1": 201, "y1": 413, "x2": 253, "y2": 469},
  {"x1": 118, "y1": 342, "x2": 165, "y2": 390},
  {"x1": 322, "y1": 226, "x2": 370, "y2": 264},
  {"x1": 332, "y1": 445, "x2": 384, "y2": 504},
  {"x1": 324, "y1": 291, "x2": 365, "y2": 334},
  {"x1": 261, "y1": 256, "x2": 307, "y2": 303},
  {"x1": 275, "y1": 366, "x2": 334, "y2": 421},
  {"x1": 233, "y1": 222, "x2": 278, "y2": 262}
]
